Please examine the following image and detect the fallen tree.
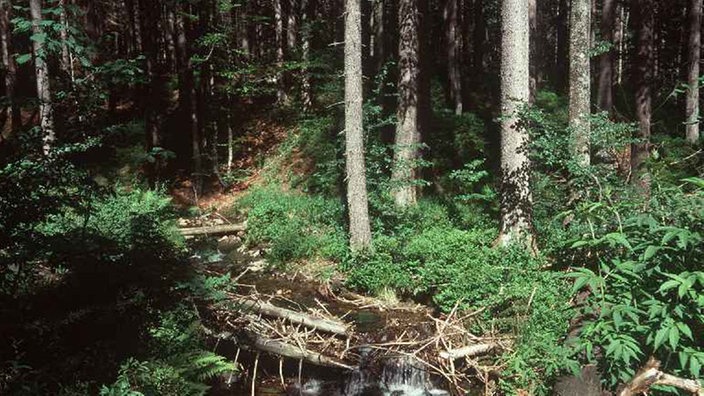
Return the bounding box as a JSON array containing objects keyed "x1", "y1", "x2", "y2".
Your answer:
[
  {"x1": 201, "y1": 325, "x2": 354, "y2": 370},
  {"x1": 180, "y1": 223, "x2": 246, "y2": 237},
  {"x1": 232, "y1": 298, "x2": 349, "y2": 336},
  {"x1": 439, "y1": 343, "x2": 496, "y2": 360}
]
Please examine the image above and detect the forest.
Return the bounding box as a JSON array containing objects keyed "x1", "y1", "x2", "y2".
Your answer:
[{"x1": 0, "y1": 0, "x2": 703, "y2": 394}]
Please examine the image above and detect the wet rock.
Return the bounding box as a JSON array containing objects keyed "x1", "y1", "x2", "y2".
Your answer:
[{"x1": 554, "y1": 365, "x2": 606, "y2": 396}]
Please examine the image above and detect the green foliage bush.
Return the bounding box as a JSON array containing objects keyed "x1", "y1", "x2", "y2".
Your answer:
[
  {"x1": 567, "y1": 178, "x2": 704, "y2": 388},
  {"x1": 38, "y1": 186, "x2": 186, "y2": 266},
  {"x1": 236, "y1": 185, "x2": 347, "y2": 264}
]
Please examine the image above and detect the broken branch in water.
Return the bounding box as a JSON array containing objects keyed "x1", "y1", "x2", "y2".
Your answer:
[
  {"x1": 180, "y1": 223, "x2": 246, "y2": 236},
  {"x1": 231, "y1": 298, "x2": 350, "y2": 336},
  {"x1": 618, "y1": 357, "x2": 704, "y2": 396},
  {"x1": 201, "y1": 325, "x2": 354, "y2": 370}
]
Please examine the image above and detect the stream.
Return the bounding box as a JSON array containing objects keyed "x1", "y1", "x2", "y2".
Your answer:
[{"x1": 191, "y1": 233, "x2": 454, "y2": 396}]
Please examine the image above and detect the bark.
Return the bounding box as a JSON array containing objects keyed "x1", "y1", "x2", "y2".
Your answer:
[
  {"x1": 233, "y1": 299, "x2": 349, "y2": 335},
  {"x1": 202, "y1": 326, "x2": 354, "y2": 370},
  {"x1": 473, "y1": 0, "x2": 486, "y2": 74},
  {"x1": 439, "y1": 343, "x2": 496, "y2": 360},
  {"x1": 555, "y1": 0, "x2": 569, "y2": 92},
  {"x1": 179, "y1": 223, "x2": 247, "y2": 237},
  {"x1": 58, "y1": 0, "x2": 73, "y2": 82},
  {"x1": 598, "y1": 0, "x2": 616, "y2": 114},
  {"x1": 274, "y1": 0, "x2": 287, "y2": 104},
  {"x1": 391, "y1": 0, "x2": 420, "y2": 208},
  {"x1": 175, "y1": 5, "x2": 202, "y2": 189},
  {"x1": 529, "y1": 0, "x2": 537, "y2": 102},
  {"x1": 619, "y1": 358, "x2": 704, "y2": 396},
  {"x1": 444, "y1": 0, "x2": 462, "y2": 115},
  {"x1": 344, "y1": 0, "x2": 372, "y2": 251},
  {"x1": 686, "y1": 0, "x2": 702, "y2": 143},
  {"x1": 569, "y1": 0, "x2": 591, "y2": 166},
  {"x1": 287, "y1": 0, "x2": 298, "y2": 54},
  {"x1": 631, "y1": 0, "x2": 654, "y2": 188},
  {"x1": 499, "y1": 0, "x2": 534, "y2": 248},
  {"x1": 30, "y1": 0, "x2": 56, "y2": 156},
  {"x1": 300, "y1": 0, "x2": 313, "y2": 112},
  {"x1": 0, "y1": 0, "x2": 19, "y2": 134},
  {"x1": 370, "y1": 0, "x2": 384, "y2": 74}
]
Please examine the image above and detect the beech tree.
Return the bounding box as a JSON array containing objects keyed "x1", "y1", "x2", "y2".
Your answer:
[
  {"x1": 569, "y1": 0, "x2": 591, "y2": 166},
  {"x1": 29, "y1": 0, "x2": 55, "y2": 155},
  {"x1": 498, "y1": 0, "x2": 534, "y2": 247},
  {"x1": 686, "y1": 0, "x2": 702, "y2": 143},
  {"x1": 0, "y1": 0, "x2": 18, "y2": 134},
  {"x1": 391, "y1": 0, "x2": 421, "y2": 208},
  {"x1": 344, "y1": 0, "x2": 372, "y2": 251}
]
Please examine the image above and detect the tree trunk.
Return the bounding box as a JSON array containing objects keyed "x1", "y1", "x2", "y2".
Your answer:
[
  {"x1": 444, "y1": 0, "x2": 462, "y2": 115},
  {"x1": 300, "y1": 0, "x2": 313, "y2": 111},
  {"x1": 597, "y1": 0, "x2": 616, "y2": 114},
  {"x1": 499, "y1": 0, "x2": 534, "y2": 248},
  {"x1": 569, "y1": 0, "x2": 591, "y2": 166},
  {"x1": 287, "y1": 0, "x2": 298, "y2": 54},
  {"x1": 631, "y1": 0, "x2": 654, "y2": 189},
  {"x1": 30, "y1": 0, "x2": 56, "y2": 155},
  {"x1": 58, "y1": 0, "x2": 74, "y2": 83},
  {"x1": 686, "y1": 0, "x2": 702, "y2": 143},
  {"x1": 344, "y1": 0, "x2": 372, "y2": 251},
  {"x1": 391, "y1": 0, "x2": 420, "y2": 208},
  {"x1": 370, "y1": 0, "x2": 384, "y2": 74},
  {"x1": 555, "y1": 0, "x2": 569, "y2": 92},
  {"x1": 176, "y1": 5, "x2": 202, "y2": 191},
  {"x1": 0, "y1": 0, "x2": 19, "y2": 134},
  {"x1": 274, "y1": 0, "x2": 287, "y2": 104},
  {"x1": 529, "y1": 0, "x2": 537, "y2": 102}
]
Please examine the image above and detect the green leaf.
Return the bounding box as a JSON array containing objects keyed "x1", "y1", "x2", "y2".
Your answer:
[
  {"x1": 668, "y1": 325, "x2": 680, "y2": 350},
  {"x1": 15, "y1": 53, "x2": 32, "y2": 64},
  {"x1": 679, "y1": 351, "x2": 689, "y2": 369},
  {"x1": 676, "y1": 322, "x2": 693, "y2": 340},
  {"x1": 643, "y1": 245, "x2": 659, "y2": 261},
  {"x1": 653, "y1": 328, "x2": 667, "y2": 350},
  {"x1": 691, "y1": 357, "x2": 701, "y2": 378},
  {"x1": 659, "y1": 280, "x2": 680, "y2": 294}
]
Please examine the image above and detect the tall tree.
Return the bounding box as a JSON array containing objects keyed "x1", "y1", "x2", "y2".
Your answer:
[
  {"x1": 29, "y1": 0, "x2": 55, "y2": 155},
  {"x1": 0, "y1": 0, "x2": 19, "y2": 134},
  {"x1": 686, "y1": 0, "x2": 702, "y2": 143},
  {"x1": 444, "y1": 0, "x2": 462, "y2": 114},
  {"x1": 499, "y1": 0, "x2": 534, "y2": 247},
  {"x1": 300, "y1": 0, "x2": 313, "y2": 111},
  {"x1": 391, "y1": 0, "x2": 420, "y2": 207},
  {"x1": 597, "y1": 0, "x2": 616, "y2": 114},
  {"x1": 569, "y1": 0, "x2": 591, "y2": 166},
  {"x1": 274, "y1": 0, "x2": 287, "y2": 104},
  {"x1": 344, "y1": 0, "x2": 372, "y2": 251},
  {"x1": 631, "y1": 0, "x2": 654, "y2": 188}
]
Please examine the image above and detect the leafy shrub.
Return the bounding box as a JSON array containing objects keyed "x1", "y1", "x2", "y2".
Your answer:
[
  {"x1": 567, "y1": 178, "x2": 704, "y2": 388},
  {"x1": 38, "y1": 186, "x2": 186, "y2": 265},
  {"x1": 236, "y1": 185, "x2": 347, "y2": 264}
]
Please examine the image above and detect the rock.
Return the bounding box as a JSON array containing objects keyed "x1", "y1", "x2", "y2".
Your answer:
[
  {"x1": 554, "y1": 365, "x2": 606, "y2": 396},
  {"x1": 217, "y1": 235, "x2": 243, "y2": 253}
]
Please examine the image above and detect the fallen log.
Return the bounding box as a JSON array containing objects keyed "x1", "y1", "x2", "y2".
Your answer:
[
  {"x1": 439, "y1": 343, "x2": 495, "y2": 360},
  {"x1": 180, "y1": 223, "x2": 246, "y2": 237},
  {"x1": 619, "y1": 357, "x2": 703, "y2": 396},
  {"x1": 201, "y1": 325, "x2": 354, "y2": 370},
  {"x1": 233, "y1": 299, "x2": 350, "y2": 336}
]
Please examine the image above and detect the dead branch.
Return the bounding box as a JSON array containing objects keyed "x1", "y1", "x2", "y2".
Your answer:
[
  {"x1": 233, "y1": 298, "x2": 350, "y2": 335},
  {"x1": 201, "y1": 325, "x2": 355, "y2": 370},
  {"x1": 619, "y1": 358, "x2": 703, "y2": 396},
  {"x1": 180, "y1": 223, "x2": 246, "y2": 236},
  {"x1": 439, "y1": 343, "x2": 496, "y2": 360}
]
